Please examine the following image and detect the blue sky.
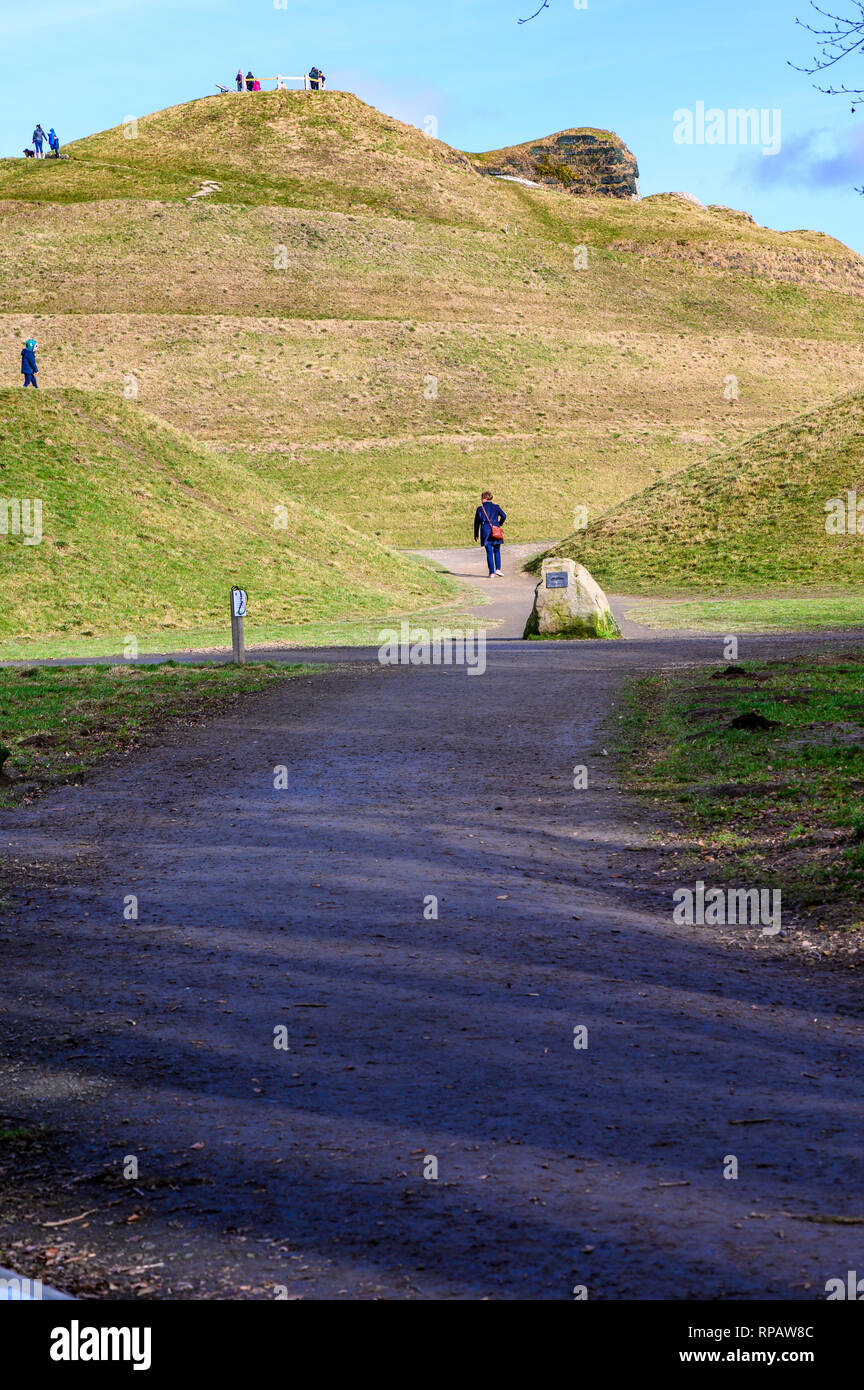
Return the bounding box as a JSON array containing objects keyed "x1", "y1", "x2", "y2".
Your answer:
[{"x1": 2, "y1": 0, "x2": 862, "y2": 251}]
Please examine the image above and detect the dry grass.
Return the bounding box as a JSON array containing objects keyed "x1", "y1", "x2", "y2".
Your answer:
[
  {"x1": 1, "y1": 313, "x2": 861, "y2": 454},
  {"x1": 236, "y1": 429, "x2": 724, "y2": 546}
]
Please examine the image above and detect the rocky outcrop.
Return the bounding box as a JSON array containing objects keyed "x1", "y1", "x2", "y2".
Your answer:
[
  {"x1": 524, "y1": 559, "x2": 622, "y2": 640},
  {"x1": 476, "y1": 128, "x2": 639, "y2": 199}
]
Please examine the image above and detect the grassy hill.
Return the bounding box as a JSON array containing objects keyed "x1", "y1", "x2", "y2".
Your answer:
[
  {"x1": 537, "y1": 390, "x2": 864, "y2": 602},
  {"x1": 0, "y1": 91, "x2": 496, "y2": 224},
  {"x1": 0, "y1": 90, "x2": 863, "y2": 553},
  {"x1": 0, "y1": 389, "x2": 454, "y2": 657}
]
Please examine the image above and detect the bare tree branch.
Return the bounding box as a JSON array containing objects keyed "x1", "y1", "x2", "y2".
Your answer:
[
  {"x1": 790, "y1": 1, "x2": 864, "y2": 98},
  {"x1": 518, "y1": 0, "x2": 549, "y2": 23},
  {"x1": 790, "y1": 3, "x2": 864, "y2": 190}
]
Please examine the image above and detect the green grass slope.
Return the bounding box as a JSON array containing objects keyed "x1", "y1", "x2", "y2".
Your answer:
[
  {"x1": 539, "y1": 390, "x2": 864, "y2": 596},
  {"x1": 0, "y1": 90, "x2": 862, "y2": 548},
  {"x1": 0, "y1": 389, "x2": 454, "y2": 655},
  {"x1": 0, "y1": 90, "x2": 499, "y2": 225}
]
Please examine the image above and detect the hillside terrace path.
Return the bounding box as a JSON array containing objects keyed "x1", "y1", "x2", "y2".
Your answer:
[{"x1": 1, "y1": 547, "x2": 863, "y2": 1299}]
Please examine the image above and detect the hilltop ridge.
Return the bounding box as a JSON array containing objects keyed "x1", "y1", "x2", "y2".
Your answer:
[{"x1": 0, "y1": 91, "x2": 505, "y2": 225}]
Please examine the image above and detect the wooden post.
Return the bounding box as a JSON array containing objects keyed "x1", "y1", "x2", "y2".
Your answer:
[
  {"x1": 232, "y1": 611, "x2": 245, "y2": 665},
  {"x1": 230, "y1": 587, "x2": 247, "y2": 664}
]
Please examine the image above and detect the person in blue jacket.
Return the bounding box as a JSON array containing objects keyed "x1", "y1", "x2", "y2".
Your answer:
[
  {"x1": 474, "y1": 489, "x2": 506, "y2": 577},
  {"x1": 32, "y1": 125, "x2": 46, "y2": 158},
  {"x1": 48, "y1": 128, "x2": 59, "y2": 157},
  {"x1": 21, "y1": 339, "x2": 38, "y2": 387}
]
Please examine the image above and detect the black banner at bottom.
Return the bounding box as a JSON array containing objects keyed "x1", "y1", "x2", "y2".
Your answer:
[{"x1": 6, "y1": 1299, "x2": 858, "y2": 1377}]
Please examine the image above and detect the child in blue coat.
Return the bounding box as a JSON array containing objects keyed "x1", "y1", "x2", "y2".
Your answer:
[{"x1": 21, "y1": 339, "x2": 38, "y2": 387}]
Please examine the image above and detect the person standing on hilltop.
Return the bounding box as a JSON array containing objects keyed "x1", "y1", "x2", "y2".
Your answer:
[
  {"x1": 21, "y1": 339, "x2": 38, "y2": 388},
  {"x1": 245, "y1": 71, "x2": 255, "y2": 92},
  {"x1": 32, "y1": 124, "x2": 46, "y2": 158},
  {"x1": 474, "y1": 490, "x2": 507, "y2": 578},
  {"x1": 236, "y1": 69, "x2": 243, "y2": 92},
  {"x1": 48, "y1": 128, "x2": 60, "y2": 157},
  {"x1": 308, "y1": 66, "x2": 326, "y2": 91}
]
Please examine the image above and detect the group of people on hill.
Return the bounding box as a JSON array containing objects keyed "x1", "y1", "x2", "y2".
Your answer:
[
  {"x1": 232, "y1": 66, "x2": 326, "y2": 92},
  {"x1": 25, "y1": 124, "x2": 60, "y2": 159}
]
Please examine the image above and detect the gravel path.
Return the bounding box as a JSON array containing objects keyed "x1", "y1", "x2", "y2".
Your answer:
[{"x1": 1, "y1": 550, "x2": 862, "y2": 1300}]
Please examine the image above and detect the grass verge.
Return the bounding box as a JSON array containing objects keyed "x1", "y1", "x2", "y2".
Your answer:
[
  {"x1": 0, "y1": 604, "x2": 486, "y2": 661},
  {"x1": 618, "y1": 650, "x2": 864, "y2": 953},
  {"x1": 0, "y1": 661, "x2": 318, "y2": 804},
  {"x1": 623, "y1": 595, "x2": 864, "y2": 633}
]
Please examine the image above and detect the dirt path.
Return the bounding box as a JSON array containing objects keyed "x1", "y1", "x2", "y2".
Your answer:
[
  {"x1": 411, "y1": 541, "x2": 554, "y2": 638},
  {"x1": 410, "y1": 542, "x2": 672, "y2": 640},
  {"x1": 1, "y1": 553, "x2": 863, "y2": 1300}
]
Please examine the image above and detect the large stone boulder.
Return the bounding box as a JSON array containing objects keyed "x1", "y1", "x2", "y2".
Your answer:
[{"x1": 524, "y1": 558, "x2": 622, "y2": 640}]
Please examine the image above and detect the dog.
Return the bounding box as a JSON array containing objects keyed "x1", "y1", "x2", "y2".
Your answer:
[{"x1": 23, "y1": 148, "x2": 34, "y2": 158}]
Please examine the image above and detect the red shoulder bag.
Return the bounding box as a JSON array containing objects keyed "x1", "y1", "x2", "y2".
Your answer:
[{"x1": 481, "y1": 502, "x2": 504, "y2": 542}]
